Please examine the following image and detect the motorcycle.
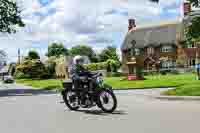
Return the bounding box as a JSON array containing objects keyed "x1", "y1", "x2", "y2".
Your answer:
[{"x1": 61, "y1": 71, "x2": 117, "y2": 113}]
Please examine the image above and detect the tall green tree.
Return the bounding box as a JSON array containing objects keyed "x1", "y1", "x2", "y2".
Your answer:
[
  {"x1": 184, "y1": 0, "x2": 200, "y2": 42},
  {"x1": 188, "y1": 0, "x2": 199, "y2": 7},
  {"x1": 0, "y1": 0, "x2": 25, "y2": 33},
  {"x1": 46, "y1": 43, "x2": 69, "y2": 57},
  {"x1": 70, "y1": 45, "x2": 98, "y2": 62},
  {"x1": 0, "y1": 50, "x2": 7, "y2": 65},
  {"x1": 27, "y1": 50, "x2": 40, "y2": 60},
  {"x1": 99, "y1": 46, "x2": 119, "y2": 62},
  {"x1": 149, "y1": 0, "x2": 159, "y2": 3}
]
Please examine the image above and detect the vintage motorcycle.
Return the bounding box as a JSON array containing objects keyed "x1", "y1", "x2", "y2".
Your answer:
[{"x1": 61, "y1": 71, "x2": 117, "y2": 113}]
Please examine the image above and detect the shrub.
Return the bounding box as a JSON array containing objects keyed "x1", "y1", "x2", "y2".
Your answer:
[
  {"x1": 14, "y1": 71, "x2": 31, "y2": 79},
  {"x1": 106, "y1": 59, "x2": 120, "y2": 72},
  {"x1": 84, "y1": 62, "x2": 107, "y2": 71},
  {"x1": 15, "y1": 59, "x2": 50, "y2": 79},
  {"x1": 84, "y1": 60, "x2": 121, "y2": 73},
  {"x1": 45, "y1": 56, "x2": 57, "y2": 78},
  {"x1": 136, "y1": 66, "x2": 144, "y2": 79}
]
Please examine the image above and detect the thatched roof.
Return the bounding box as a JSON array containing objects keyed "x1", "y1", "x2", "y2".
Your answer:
[{"x1": 121, "y1": 21, "x2": 184, "y2": 50}]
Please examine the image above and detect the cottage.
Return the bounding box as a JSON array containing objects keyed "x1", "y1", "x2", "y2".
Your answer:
[{"x1": 121, "y1": 19, "x2": 185, "y2": 75}]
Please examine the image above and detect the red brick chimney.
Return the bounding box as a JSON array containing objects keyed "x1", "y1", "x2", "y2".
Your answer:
[
  {"x1": 128, "y1": 19, "x2": 136, "y2": 31},
  {"x1": 184, "y1": 2, "x2": 191, "y2": 16}
]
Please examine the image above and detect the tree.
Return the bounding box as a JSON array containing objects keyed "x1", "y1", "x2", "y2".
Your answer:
[
  {"x1": 149, "y1": 0, "x2": 159, "y2": 3},
  {"x1": 185, "y1": 0, "x2": 200, "y2": 42},
  {"x1": 106, "y1": 59, "x2": 120, "y2": 72},
  {"x1": 70, "y1": 45, "x2": 97, "y2": 62},
  {"x1": 27, "y1": 50, "x2": 40, "y2": 60},
  {"x1": 99, "y1": 46, "x2": 119, "y2": 62},
  {"x1": 188, "y1": 0, "x2": 199, "y2": 7},
  {"x1": 46, "y1": 43, "x2": 69, "y2": 57},
  {"x1": 45, "y1": 56, "x2": 57, "y2": 78},
  {"x1": 0, "y1": 0, "x2": 25, "y2": 33},
  {"x1": 0, "y1": 50, "x2": 7, "y2": 65},
  {"x1": 15, "y1": 59, "x2": 49, "y2": 79}
]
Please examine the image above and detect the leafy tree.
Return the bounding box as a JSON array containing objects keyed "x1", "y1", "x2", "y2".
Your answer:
[
  {"x1": 45, "y1": 56, "x2": 57, "y2": 78},
  {"x1": 27, "y1": 50, "x2": 40, "y2": 60},
  {"x1": 0, "y1": 50, "x2": 7, "y2": 65},
  {"x1": 99, "y1": 46, "x2": 119, "y2": 62},
  {"x1": 15, "y1": 59, "x2": 49, "y2": 79},
  {"x1": 188, "y1": 0, "x2": 199, "y2": 7},
  {"x1": 46, "y1": 43, "x2": 69, "y2": 57},
  {"x1": 184, "y1": 0, "x2": 200, "y2": 42},
  {"x1": 106, "y1": 59, "x2": 120, "y2": 72},
  {"x1": 0, "y1": 0, "x2": 25, "y2": 33},
  {"x1": 70, "y1": 45, "x2": 97, "y2": 62},
  {"x1": 149, "y1": 0, "x2": 159, "y2": 3},
  {"x1": 148, "y1": 0, "x2": 200, "y2": 42}
]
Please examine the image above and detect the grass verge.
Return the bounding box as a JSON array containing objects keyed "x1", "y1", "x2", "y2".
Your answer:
[
  {"x1": 16, "y1": 79, "x2": 63, "y2": 92},
  {"x1": 16, "y1": 73, "x2": 200, "y2": 96}
]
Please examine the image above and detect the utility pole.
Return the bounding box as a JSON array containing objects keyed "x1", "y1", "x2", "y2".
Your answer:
[{"x1": 18, "y1": 48, "x2": 20, "y2": 64}]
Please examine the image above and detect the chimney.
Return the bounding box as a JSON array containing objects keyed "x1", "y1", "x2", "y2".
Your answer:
[
  {"x1": 184, "y1": 2, "x2": 191, "y2": 16},
  {"x1": 128, "y1": 19, "x2": 136, "y2": 31}
]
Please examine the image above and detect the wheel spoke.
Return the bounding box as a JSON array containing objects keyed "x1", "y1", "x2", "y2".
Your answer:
[
  {"x1": 66, "y1": 91, "x2": 78, "y2": 107},
  {"x1": 100, "y1": 91, "x2": 114, "y2": 110}
]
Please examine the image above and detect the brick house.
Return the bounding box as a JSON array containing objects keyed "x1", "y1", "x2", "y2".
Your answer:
[
  {"x1": 121, "y1": 2, "x2": 200, "y2": 75},
  {"x1": 121, "y1": 19, "x2": 184, "y2": 74}
]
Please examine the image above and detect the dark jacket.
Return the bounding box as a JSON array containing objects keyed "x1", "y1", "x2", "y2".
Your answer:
[{"x1": 69, "y1": 64, "x2": 87, "y2": 80}]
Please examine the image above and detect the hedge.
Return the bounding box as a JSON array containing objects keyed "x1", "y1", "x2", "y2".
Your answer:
[
  {"x1": 84, "y1": 59, "x2": 121, "y2": 72},
  {"x1": 15, "y1": 59, "x2": 50, "y2": 79},
  {"x1": 84, "y1": 62, "x2": 107, "y2": 71}
]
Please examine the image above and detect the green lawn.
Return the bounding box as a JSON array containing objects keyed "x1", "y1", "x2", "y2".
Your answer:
[
  {"x1": 105, "y1": 74, "x2": 197, "y2": 89},
  {"x1": 16, "y1": 73, "x2": 200, "y2": 96},
  {"x1": 16, "y1": 79, "x2": 63, "y2": 91},
  {"x1": 105, "y1": 74, "x2": 200, "y2": 96}
]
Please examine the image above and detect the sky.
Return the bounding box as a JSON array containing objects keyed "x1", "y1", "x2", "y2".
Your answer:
[{"x1": 0, "y1": 0, "x2": 183, "y2": 62}]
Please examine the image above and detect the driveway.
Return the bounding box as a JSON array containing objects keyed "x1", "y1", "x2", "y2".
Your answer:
[{"x1": 0, "y1": 83, "x2": 200, "y2": 133}]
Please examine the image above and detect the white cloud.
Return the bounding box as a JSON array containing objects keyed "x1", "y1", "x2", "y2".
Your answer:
[{"x1": 0, "y1": 0, "x2": 182, "y2": 62}]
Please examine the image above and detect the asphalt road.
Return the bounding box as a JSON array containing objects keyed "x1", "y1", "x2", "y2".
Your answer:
[{"x1": 0, "y1": 83, "x2": 200, "y2": 133}]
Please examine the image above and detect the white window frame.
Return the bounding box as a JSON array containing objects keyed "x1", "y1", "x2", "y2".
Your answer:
[
  {"x1": 135, "y1": 48, "x2": 140, "y2": 56},
  {"x1": 161, "y1": 60, "x2": 175, "y2": 69}
]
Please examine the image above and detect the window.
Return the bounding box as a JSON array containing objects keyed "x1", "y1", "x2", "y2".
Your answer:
[
  {"x1": 161, "y1": 60, "x2": 175, "y2": 69},
  {"x1": 147, "y1": 47, "x2": 154, "y2": 55},
  {"x1": 161, "y1": 45, "x2": 172, "y2": 53},
  {"x1": 128, "y1": 48, "x2": 140, "y2": 56},
  {"x1": 127, "y1": 49, "x2": 131, "y2": 57},
  {"x1": 135, "y1": 48, "x2": 140, "y2": 56}
]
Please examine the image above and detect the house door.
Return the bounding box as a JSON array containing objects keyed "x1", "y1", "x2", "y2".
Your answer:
[{"x1": 192, "y1": 59, "x2": 196, "y2": 66}]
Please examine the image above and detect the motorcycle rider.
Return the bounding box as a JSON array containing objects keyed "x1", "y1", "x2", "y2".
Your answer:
[{"x1": 69, "y1": 56, "x2": 88, "y2": 90}]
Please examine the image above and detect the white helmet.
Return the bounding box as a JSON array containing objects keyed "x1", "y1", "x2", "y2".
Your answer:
[{"x1": 73, "y1": 55, "x2": 84, "y2": 65}]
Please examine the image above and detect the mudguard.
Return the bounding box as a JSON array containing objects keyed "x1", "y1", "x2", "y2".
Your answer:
[
  {"x1": 102, "y1": 83, "x2": 114, "y2": 93},
  {"x1": 62, "y1": 79, "x2": 73, "y2": 90}
]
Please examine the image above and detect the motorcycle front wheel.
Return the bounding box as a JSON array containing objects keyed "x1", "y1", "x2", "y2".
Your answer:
[
  {"x1": 98, "y1": 89, "x2": 117, "y2": 113},
  {"x1": 62, "y1": 90, "x2": 80, "y2": 111}
]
